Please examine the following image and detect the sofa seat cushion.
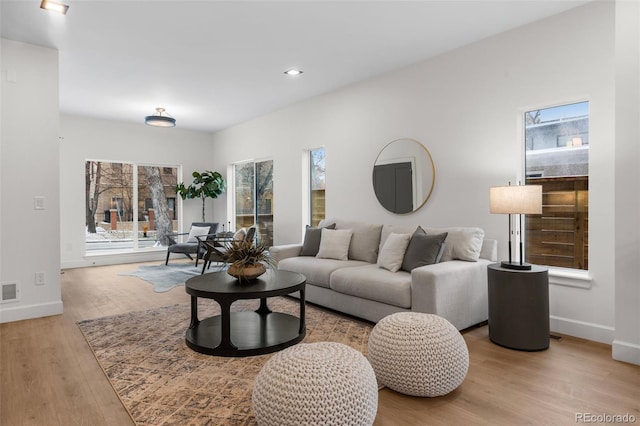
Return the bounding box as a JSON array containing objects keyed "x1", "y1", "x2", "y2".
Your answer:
[
  {"x1": 330, "y1": 265, "x2": 411, "y2": 309},
  {"x1": 278, "y1": 257, "x2": 368, "y2": 289}
]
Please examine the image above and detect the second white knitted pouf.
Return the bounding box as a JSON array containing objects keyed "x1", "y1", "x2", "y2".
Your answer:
[
  {"x1": 252, "y1": 342, "x2": 378, "y2": 426},
  {"x1": 367, "y1": 312, "x2": 469, "y2": 397}
]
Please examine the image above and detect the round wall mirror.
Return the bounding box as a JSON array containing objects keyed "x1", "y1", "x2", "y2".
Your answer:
[{"x1": 372, "y1": 138, "x2": 435, "y2": 214}]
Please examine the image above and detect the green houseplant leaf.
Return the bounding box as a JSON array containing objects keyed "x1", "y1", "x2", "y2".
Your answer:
[{"x1": 176, "y1": 170, "x2": 226, "y2": 221}]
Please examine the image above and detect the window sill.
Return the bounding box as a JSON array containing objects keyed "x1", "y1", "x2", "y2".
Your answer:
[
  {"x1": 548, "y1": 267, "x2": 592, "y2": 289},
  {"x1": 84, "y1": 246, "x2": 165, "y2": 257}
]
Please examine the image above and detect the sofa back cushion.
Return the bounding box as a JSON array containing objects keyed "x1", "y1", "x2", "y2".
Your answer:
[
  {"x1": 379, "y1": 225, "x2": 416, "y2": 252},
  {"x1": 320, "y1": 219, "x2": 383, "y2": 263},
  {"x1": 321, "y1": 220, "x2": 485, "y2": 263},
  {"x1": 425, "y1": 227, "x2": 485, "y2": 262},
  {"x1": 381, "y1": 224, "x2": 485, "y2": 262}
]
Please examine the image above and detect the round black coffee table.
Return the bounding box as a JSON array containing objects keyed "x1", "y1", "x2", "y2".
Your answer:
[{"x1": 185, "y1": 269, "x2": 306, "y2": 357}]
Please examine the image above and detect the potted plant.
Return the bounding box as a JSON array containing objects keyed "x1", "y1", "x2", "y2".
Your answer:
[
  {"x1": 223, "y1": 239, "x2": 274, "y2": 281},
  {"x1": 176, "y1": 170, "x2": 226, "y2": 222}
]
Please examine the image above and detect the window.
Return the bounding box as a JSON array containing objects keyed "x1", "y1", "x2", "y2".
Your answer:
[
  {"x1": 85, "y1": 161, "x2": 178, "y2": 253},
  {"x1": 524, "y1": 101, "x2": 589, "y2": 270},
  {"x1": 309, "y1": 148, "x2": 326, "y2": 227},
  {"x1": 233, "y1": 160, "x2": 274, "y2": 246}
]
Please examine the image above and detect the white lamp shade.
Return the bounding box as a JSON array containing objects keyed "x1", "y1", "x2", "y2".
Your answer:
[{"x1": 490, "y1": 185, "x2": 542, "y2": 214}]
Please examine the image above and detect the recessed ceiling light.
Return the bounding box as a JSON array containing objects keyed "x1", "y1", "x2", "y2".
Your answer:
[
  {"x1": 40, "y1": 0, "x2": 69, "y2": 15},
  {"x1": 284, "y1": 69, "x2": 303, "y2": 76}
]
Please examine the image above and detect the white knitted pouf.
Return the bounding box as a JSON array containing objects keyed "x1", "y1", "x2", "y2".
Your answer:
[
  {"x1": 367, "y1": 312, "x2": 469, "y2": 397},
  {"x1": 252, "y1": 342, "x2": 378, "y2": 426}
]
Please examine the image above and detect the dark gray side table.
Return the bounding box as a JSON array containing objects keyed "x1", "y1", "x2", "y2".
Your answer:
[{"x1": 487, "y1": 263, "x2": 550, "y2": 351}]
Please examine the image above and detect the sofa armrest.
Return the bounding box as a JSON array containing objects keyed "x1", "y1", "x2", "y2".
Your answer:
[
  {"x1": 269, "y1": 244, "x2": 303, "y2": 264},
  {"x1": 410, "y1": 259, "x2": 491, "y2": 329}
]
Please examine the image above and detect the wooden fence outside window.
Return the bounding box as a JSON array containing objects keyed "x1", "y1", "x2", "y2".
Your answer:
[{"x1": 525, "y1": 176, "x2": 588, "y2": 270}]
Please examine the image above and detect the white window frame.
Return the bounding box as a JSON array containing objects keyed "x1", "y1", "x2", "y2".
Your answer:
[
  {"x1": 84, "y1": 160, "x2": 179, "y2": 256},
  {"x1": 519, "y1": 99, "x2": 592, "y2": 288}
]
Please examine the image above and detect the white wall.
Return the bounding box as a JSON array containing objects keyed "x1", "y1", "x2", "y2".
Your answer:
[
  {"x1": 59, "y1": 115, "x2": 218, "y2": 268},
  {"x1": 211, "y1": 2, "x2": 620, "y2": 345},
  {"x1": 0, "y1": 39, "x2": 62, "y2": 322},
  {"x1": 613, "y1": 0, "x2": 640, "y2": 365}
]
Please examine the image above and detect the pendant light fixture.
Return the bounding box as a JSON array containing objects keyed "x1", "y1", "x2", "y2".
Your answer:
[{"x1": 145, "y1": 107, "x2": 176, "y2": 128}]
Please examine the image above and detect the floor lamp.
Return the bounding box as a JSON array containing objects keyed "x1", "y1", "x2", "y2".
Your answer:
[{"x1": 490, "y1": 183, "x2": 542, "y2": 270}]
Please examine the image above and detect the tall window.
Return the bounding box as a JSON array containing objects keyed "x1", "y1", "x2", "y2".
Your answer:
[
  {"x1": 524, "y1": 101, "x2": 589, "y2": 270},
  {"x1": 85, "y1": 161, "x2": 178, "y2": 253},
  {"x1": 309, "y1": 148, "x2": 326, "y2": 227},
  {"x1": 233, "y1": 160, "x2": 274, "y2": 246}
]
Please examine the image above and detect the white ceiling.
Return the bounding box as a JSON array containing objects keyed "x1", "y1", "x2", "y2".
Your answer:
[{"x1": 1, "y1": 0, "x2": 589, "y2": 133}]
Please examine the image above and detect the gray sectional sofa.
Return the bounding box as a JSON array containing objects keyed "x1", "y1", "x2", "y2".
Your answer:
[{"x1": 270, "y1": 218, "x2": 497, "y2": 330}]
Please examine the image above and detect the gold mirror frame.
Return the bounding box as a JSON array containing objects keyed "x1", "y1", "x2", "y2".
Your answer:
[{"x1": 372, "y1": 138, "x2": 435, "y2": 214}]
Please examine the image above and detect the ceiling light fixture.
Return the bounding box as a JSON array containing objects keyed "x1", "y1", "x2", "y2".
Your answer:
[
  {"x1": 40, "y1": 0, "x2": 69, "y2": 15},
  {"x1": 145, "y1": 108, "x2": 176, "y2": 128},
  {"x1": 284, "y1": 69, "x2": 303, "y2": 76}
]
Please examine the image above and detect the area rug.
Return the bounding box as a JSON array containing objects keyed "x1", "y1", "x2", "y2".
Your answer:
[
  {"x1": 119, "y1": 263, "x2": 204, "y2": 292},
  {"x1": 77, "y1": 297, "x2": 373, "y2": 426}
]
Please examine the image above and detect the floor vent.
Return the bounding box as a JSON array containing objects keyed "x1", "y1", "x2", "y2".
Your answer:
[{"x1": 1, "y1": 282, "x2": 19, "y2": 303}]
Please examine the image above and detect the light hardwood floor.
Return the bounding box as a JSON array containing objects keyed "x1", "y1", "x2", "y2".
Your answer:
[{"x1": 1, "y1": 261, "x2": 638, "y2": 426}]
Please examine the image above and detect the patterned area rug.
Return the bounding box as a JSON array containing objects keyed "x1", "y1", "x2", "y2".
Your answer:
[
  {"x1": 77, "y1": 297, "x2": 373, "y2": 426},
  {"x1": 118, "y1": 263, "x2": 203, "y2": 292}
]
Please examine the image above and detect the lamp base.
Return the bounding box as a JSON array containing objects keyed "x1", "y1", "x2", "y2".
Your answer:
[{"x1": 500, "y1": 261, "x2": 533, "y2": 271}]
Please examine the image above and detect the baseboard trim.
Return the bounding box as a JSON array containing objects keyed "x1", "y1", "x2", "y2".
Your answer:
[
  {"x1": 0, "y1": 300, "x2": 64, "y2": 323},
  {"x1": 550, "y1": 315, "x2": 615, "y2": 344},
  {"x1": 612, "y1": 340, "x2": 640, "y2": 366},
  {"x1": 62, "y1": 251, "x2": 166, "y2": 269}
]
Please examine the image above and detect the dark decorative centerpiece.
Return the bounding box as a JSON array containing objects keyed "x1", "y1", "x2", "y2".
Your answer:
[{"x1": 223, "y1": 239, "x2": 274, "y2": 282}]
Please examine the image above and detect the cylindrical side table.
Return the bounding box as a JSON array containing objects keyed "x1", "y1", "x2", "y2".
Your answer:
[{"x1": 487, "y1": 263, "x2": 549, "y2": 351}]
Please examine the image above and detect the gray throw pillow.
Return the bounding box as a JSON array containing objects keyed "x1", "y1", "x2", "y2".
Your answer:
[
  {"x1": 401, "y1": 227, "x2": 448, "y2": 272},
  {"x1": 435, "y1": 241, "x2": 447, "y2": 264},
  {"x1": 300, "y1": 223, "x2": 336, "y2": 256}
]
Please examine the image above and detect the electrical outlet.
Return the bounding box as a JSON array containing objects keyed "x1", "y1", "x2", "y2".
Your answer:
[
  {"x1": 34, "y1": 196, "x2": 45, "y2": 210},
  {"x1": 35, "y1": 272, "x2": 45, "y2": 286}
]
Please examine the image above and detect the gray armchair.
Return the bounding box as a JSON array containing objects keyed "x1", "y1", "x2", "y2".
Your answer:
[
  {"x1": 200, "y1": 226, "x2": 256, "y2": 273},
  {"x1": 165, "y1": 222, "x2": 219, "y2": 266}
]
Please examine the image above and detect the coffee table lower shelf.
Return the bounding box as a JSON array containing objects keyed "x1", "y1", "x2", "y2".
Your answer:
[{"x1": 185, "y1": 311, "x2": 306, "y2": 357}]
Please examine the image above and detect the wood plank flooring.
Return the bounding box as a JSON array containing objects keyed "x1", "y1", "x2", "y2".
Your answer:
[{"x1": 1, "y1": 261, "x2": 638, "y2": 426}]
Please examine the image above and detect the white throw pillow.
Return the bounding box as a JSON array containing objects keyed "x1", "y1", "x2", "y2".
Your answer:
[
  {"x1": 233, "y1": 228, "x2": 247, "y2": 241},
  {"x1": 377, "y1": 232, "x2": 411, "y2": 272},
  {"x1": 187, "y1": 225, "x2": 211, "y2": 243},
  {"x1": 425, "y1": 227, "x2": 484, "y2": 262},
  {"x1": 316, "y1": 229, "x2": 353, "y2": 261}
]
